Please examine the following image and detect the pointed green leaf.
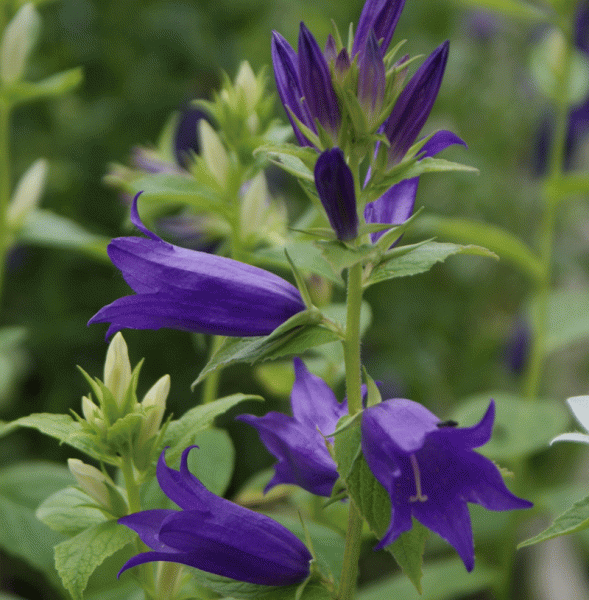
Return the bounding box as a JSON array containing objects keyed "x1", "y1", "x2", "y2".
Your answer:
[
  {"x1": 55, "y1": 520, "x2": 135, "y2": 600},
  {"x1": 364, "y1": 241, "x2": 496, "y2": 287},
  {"x1": 3, "y1": 67, "x2": 83, "y2": 105},
  {"x1": 519, "y1": 493, "x2": 589, "y2": 548},
  {"x1": 316, "y1": 241, "x2": 379, "y2": 275}
]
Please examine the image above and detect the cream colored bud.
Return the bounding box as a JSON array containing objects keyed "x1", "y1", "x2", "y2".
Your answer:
[
  {"x1": 0, "y1": 3, "x2": 41, "y2": 85},
  {"x1": 199, "y1": 120, "x2": 229, "y2": 189},
  {"x1": 235, "y1": 61, "x2": 258, "y2": 112},
  {"x1": 240, "y1": 173, "x2": 269, "y2": 239},
  {"x1": 138, "y1": 374, "x2": 169, "y2": 445},
  {"x1": 81, "y1": 395, "x2": 100, "y2": 421},
  {"x1": 103, "y1": 332, "x2": 132, "y2": 408},
  {"x1": 7, "y1": 158, "x2": 48, "y2": 228},
  {"x1": 67, "y1": 459, "x2": 111, "y2": 508}
]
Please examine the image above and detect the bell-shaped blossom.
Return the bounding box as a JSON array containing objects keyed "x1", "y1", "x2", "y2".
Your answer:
[
  {"x1": 382, "y1": 41, "x2": 450, "y2": 165},
  {"x1": 551, "y1": 396, "x2": 589, "y2": 445},
  {"x1": 314, "y1": 148, "x2": 358, "y2": 241},
  {"x1": 237, "y1": 358, "x2": 346, "y2": 497},
  {"x1": 361, "y1": 399, "x2": 533, "y2": 571},
  {"x1": 352, "y1": 0, "x2": 406, "y2": 58},
  {"x1": 272, "y1": 24, "x2": 340, "y2": 146},
  {"x1": 365, "y1": 130, "x2": 466, "y2": 243},
  {"x1": 118, "y1": 447, "x2": 312, "y2": 586},
  {"x1": 88, "y1": 193, "x2": 305, "y2": 339}
]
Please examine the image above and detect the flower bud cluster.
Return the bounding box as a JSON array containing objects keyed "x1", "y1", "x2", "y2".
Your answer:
[{"x1": 76, "y1": 332, "x2": 169, "y2": 471}]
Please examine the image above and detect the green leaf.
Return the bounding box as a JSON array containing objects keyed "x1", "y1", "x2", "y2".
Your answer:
[
  {"x1": 451, "y1": 392, "x2": 569, "y2": 461},
  {"x1": 357, "y1": 557, "x2": 501, "y2": 600},
  {"x1": 18, "y1": 209, "x2": 110, "y2": 261},
  {"x1": 0, "y1": 461, "x2": 71, "y2": 575},
  {"x1": 531, "y1": 288, "x2": 589, "y2": 353},
  {"x1": 315, "y1": 241, "x2": 379, "y2": 275},
  {"x1": 128, "y1": 173, "x2": 227, "y2": 215},
  {"x1": 364, "y1": 241, "x2": 496, "y2": 287},
  {"x1": 3, "y1": 67, "x2": 83, "y2": 105},
  {"x1": 519, "y1": 493, "x2": 589, "y2": 548},
  {"x1": 333, "y1": 424, "x2": 427, "y2": 591},
  {"x1": 262, "y1": 151, "x2": 315, "y2": 182},
  {"x1": 0, "y1": 413, "x2": 107, "y2": 462},
  {"x1": 449, "y1": 0, "x2": 548, "y2": 22},
  {"x1": 55, "y1": 520, "x2": 135, "y2": 600},
  {"x1": 411, "y1": 214, "x2": 544, "y2": 282},
  {"x1": 255, "y1": 143, "x2": 318, "y2": 170},
  {"x1": 163, "y1": 394, "x2": 261, "y2": 464},
  {"x1": 193, "y1": 310, "x2": 341, "y2": 387},
  {"x1": 546, "y1": 173, "x2": 589, "y2": 200},
  {"x1": 37, "y1": 486, "x2": 107, "y2": 536},
  {"x1": 186, "y1": 428, "x2": 235, "y2": 496}
]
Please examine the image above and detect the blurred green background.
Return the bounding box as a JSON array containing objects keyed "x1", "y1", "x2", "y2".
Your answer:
[{"x1": 2, "y1": 0, "x2": 589, "y2": 598}]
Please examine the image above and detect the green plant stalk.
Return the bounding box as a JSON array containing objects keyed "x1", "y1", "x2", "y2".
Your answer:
[
  {"x1": 0, "y1": 99, "x2": 11, "y2": 309},
  {"x1": 201, "y1": 334, "x2": 224, "y2": 404},
  {"x1": 524, "y1": 22, "x2": 573, "y2": 400},
  {"x1": 337, "y1": 261, "x2": 364, "y2": 600}
]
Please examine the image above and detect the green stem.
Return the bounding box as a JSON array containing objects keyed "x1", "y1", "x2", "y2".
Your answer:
[
  {"x1": 337, "y1": 262, "x2": 364, "y2": 600},
  {"x1": 201, "y1": 335, "x2": 224, "y2": 404},
  {"x1": 523, "y1": 24, "x2": 573, "y2": 400},
  {"x1": 0, "y1": 98, "x2": 11, "y2": 309}
]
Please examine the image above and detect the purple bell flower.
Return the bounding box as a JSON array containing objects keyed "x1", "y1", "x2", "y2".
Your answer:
[
  {"x1": 118, "y1": 447, "x2": 312, "y2": 586},
  {"x1": 358, "y1": 30, "x2": 386, "y2": 123},
  {"x1": 272, "y1": 24, "x2": 340, "y2": 146},
  {"x1": 365, "y1": 130, "x2": 467, "y2": 244},
  {"x1": 361, "y1": 399, "x2": 533, "y2": 571},
  {"x1": 237, "y1": 358, "x2": 347, "y2": 497},
  {"x1": 88, "y1": 193, "x2": 305, "y2": 339},
  {"x1": 314, "y1": 148, "x2": 358, "y2": 241},
  {"x1": 352, "y1": 0, "x2": 406, "y2": 58}
]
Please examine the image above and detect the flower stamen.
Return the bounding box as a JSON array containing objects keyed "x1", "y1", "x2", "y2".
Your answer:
[{"x1": 408, "y1": 453, "x2": 428, "y2": 502}]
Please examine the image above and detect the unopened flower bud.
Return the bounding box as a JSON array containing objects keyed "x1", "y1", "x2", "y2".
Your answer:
[
  {"x1": 199, "y1": 120, "x2": 229, "y2": 189},
  {"x1": 68, "y1": 458, "x2": 112, "y2": 508},
  {"x1": 0, "y1": 3, "x2": 41, "y2": 85},
  {"x1": 103, "y1": 332, "x2": 132, "y2": 409},
  {"x1": 81, "y1": 395, "x2": 105, "y2": 429},
  {"x1": 240, "y1": 173, "x2": 269, "y2": 240},
  {"x1": 235, "y1": 61, "x2": 259, "y2": 113},
  {"x1": 6, "y1": 159, "x2": 48, "y2": 228},
  {"x1": 138, "y1": 374, "x2": 170, "y2": 447}
]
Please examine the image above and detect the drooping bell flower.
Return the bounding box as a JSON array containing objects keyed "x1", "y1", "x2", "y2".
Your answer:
[
  {"x1": 361, "y1": 398, "x2": 533, "y2": 571},
  {"x1": 314, "y1": 148, "x2": 358, "y2": 241},
  {"x1": 237, "y1": 358, "x2": 346, "y2": 497},
  {"x1": 352, "y1": 0, "x2": 406, "y2": 58},
  {"x1": 88, "y1": 193, "x2": 305, "y2": 339},
  {"x1": 358, "y1": 30, "x2": 386, "y2": 125},
  {"x1": 118, "y1": 447, "x2": 312, "y2": 586},
  {"x1": 272, "y1": 23, "x2": 340, "y2": 146},
  {"x1": 365, "y1": 130, "x2": 466, "y2": 244}
]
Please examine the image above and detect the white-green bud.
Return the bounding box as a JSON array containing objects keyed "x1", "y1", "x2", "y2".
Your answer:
[
  {"x1": 240, "y1": 172, "x2": 269, "y2": 240},
  {"x1": 103, "y1": 332, "x2": 132, "y2": 410},
  {"x1": 67, "y1": 459, "x2": 112, "y2": 509},
  {"x1": 199, "y1": 119, "x2": 229, "y2": 189},
  {"x1": 137, "y1": 374, "x2": 170, "y2": 448},
  {"x1": 6, "y1": 158, "x2": 48, "y2": 228},
  {"x1": 0, "y1": 3, "x2": 41, "y2": 85},
  {"x1": 235, "y1": 61, "x2": 259, "y2": 113}
]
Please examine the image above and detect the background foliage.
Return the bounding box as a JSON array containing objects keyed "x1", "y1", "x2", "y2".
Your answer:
[{"x1": 1, "y1": 0, "x2": 589, "y2": 598}]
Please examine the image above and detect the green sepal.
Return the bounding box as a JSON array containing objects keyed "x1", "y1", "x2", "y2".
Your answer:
[
  {"x1": 285, "y1": 107, "x2": 323, "y2": 152},
  {"x1": 372, "y1": 206, "x2": 425, "y2": 253},
  {"x1": 363, "y1": 241, "x2": 497, "y2": 288},
  {"x1": 254, "y1": 143, "x2": 318, "y2": 171},
  {"x1": 285, "y1": 249, "x2": 315, "y2": 308},
  {"x1": 362, "y1": 367, "x2": 382, "y2": 407}
]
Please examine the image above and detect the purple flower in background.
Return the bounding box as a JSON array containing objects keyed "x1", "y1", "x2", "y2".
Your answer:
[
  {"x1": 173, "y1": 107, "x2": 212, "y2": 169},
  {"x1": 272, "y1": 24, "x2": 340, "y2": 147},
  {"x1": 118, "y1": 447, "x2": 312, "y2": 586},
  {"x1": 88, "y1": 193, "x2": 305, "y2": 339},
  {"x1": 237, "y1": 358, "x2": 346, "y2": 497},
  {"x1": 361, "y1": 399, "x2": 532, "y2": 571},
  {"x1": 314, "y1": 148, "x2": 358, "y2": 241}
]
